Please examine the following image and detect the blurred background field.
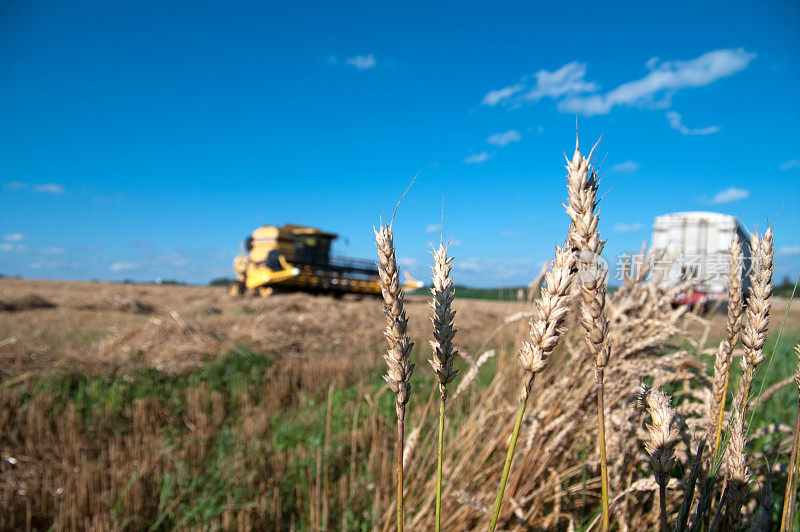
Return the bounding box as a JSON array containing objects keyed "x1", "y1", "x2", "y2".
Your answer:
[{"x1": 1, "y1": 278, "x2": 797, "y2": 529}]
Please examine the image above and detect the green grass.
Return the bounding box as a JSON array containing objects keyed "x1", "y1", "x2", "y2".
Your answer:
[
  {"x1": 409, "y1": 284, "x2": 531, "y2": 301},
  {"x1": 408, "y1": 284, "x2": 621, "y2": 301}
]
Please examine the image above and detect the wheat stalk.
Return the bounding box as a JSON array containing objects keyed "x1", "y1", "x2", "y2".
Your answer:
[
  {"x1": 375, "y1": 221, "x2": 415, "y2": 532},
  {"x1": 564, "y1": 136, "x2": 612, "y2": 531},
  {"x1": 428, "y1": 241, "x2": 458, "y2": 532},
  {"x1": 709, "y1": 234, "x2": 744, "y2": 456},
  {"x1": 487, "y1": 241, "x2": 575, "y2": 531},
  {"x1": 780, "y1": 343, "x2": 800, "y2": 531},
  {"x1": 639, "y1": 385, "x2": 679, "y2": 532}
]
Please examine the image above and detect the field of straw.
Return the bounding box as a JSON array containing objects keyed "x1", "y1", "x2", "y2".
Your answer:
[{"x1": 1, "y1": 141, "x2": 800, "y2": 531}]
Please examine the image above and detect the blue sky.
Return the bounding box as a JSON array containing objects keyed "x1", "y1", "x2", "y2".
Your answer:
[{"x1": 1, "y1": 1, "x2": 799, "y2": 287}]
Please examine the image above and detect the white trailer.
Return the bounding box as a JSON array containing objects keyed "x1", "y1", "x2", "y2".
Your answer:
[{"x1": 651, "y1": 211, "x2": 750, "y2": 298}]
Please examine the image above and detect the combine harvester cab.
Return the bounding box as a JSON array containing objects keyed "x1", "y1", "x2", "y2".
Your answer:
[{"x1": 230, "y1": 224, "x2": 422, "y2": 297}]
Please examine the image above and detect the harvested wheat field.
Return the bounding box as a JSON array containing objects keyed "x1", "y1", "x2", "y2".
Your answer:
[
  {"x1": 1, "y1": 268, "x2": 799, "y2": 530},
  {"x1": 0, "y1": 277, "x2": 533, "y2": 530},
  {"x1": 0, "y1": 278, "x2": 526, "y2": 377}
]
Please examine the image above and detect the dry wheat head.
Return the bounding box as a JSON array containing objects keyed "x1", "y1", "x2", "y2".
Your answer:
[
  {"x1": 741, "y1": 228, "x2": 774, "y2": 369},
  {"x1": 725, "y1": 407, "x2": 749, "y2": 525},
  {"x1": 519, "y1": 242, "x2": 576, "y2": 376},
  {"x1": 429, "y1": 243, "x2": 458, "y2": 393},
  {"x1": 375, "y1": 223, "x2": 414, "y2": 418},
  {"x1": 639, "y1": 385, "x2": 679, "y2": 486},
  {"x1": 564, "y1": 141, "x2": 611, "y2": 369},
  {"x1": 708, "y1": 235, "x2": 744, "y2": 431}
]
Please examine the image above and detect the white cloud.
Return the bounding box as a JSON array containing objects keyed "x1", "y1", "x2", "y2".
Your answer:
[
  {"x1": 500, "y1": 230, "x2": 523, "y2": 238},
  {"x1": 425, "y1": 223, "x2": 440, "y2": 234},
  {"x1": 611, "y1": 161, "x2": 641, "y2": 172},
  {"x1": 482, "y1": 84, "x2": 524, "y2": 106},
  {"x1": 346, "y1": 54, "x2": 376, "y2": 70},
  {"x1": 487, "y1": 130, "x2": 521, "y2": 147},
  {"x1": 614, "y1": 223, "x2": 643, "y2": 233},
  {"x1": 155, "y1": 251, "x2": 188, "y2": 267},
  {"x1": 3, "y1": 233, "x2": 24, "y2": 242},
  {"x1": 666, "y1": 111, "x2": 720, "y2": 135},
  {"x1": 39, "y1": 247, "x2": 66, "y2": 255},
  {"x1": 0, "y1": 243, "x2": 13, "y2": 252},
  {"x1": 482, "y1": 63, "x2": 598, "y2": 107},
  {"x1": 397, "y1": 257, "x2": 418, "y2": 268},
  {"x1": 33, "y1": 183, "x2": 65, "y2": 194},
  {"x1": 3, "y1": 181, "x2": 27, "y2": 190},
  {"x1": 522, "y1": 62, "x2": 599, "y2": 101},
  {"x1": 559, "y1": 48, "x2": 756, "y2": 116},
  {"x1": 456, "y1": 256, "x2": 535, "y2": 280},
  {"x1": 779, "y1": 245, "x2": 800, "y2": 256},
  {"x1": 29, "y1": 260, "x2": 64, "y2": 270},
  {"x1": 710, "y1": 187, "x2": 750, "y2": 204},
  {"x1": 110, "y1": 262, "x2": 138, "y2": 272},
  {"x1": 463, "y1": 152, "x2": 494, "y2": 164},
  {"x1": 779, "y1": 160, "x2": 800, "y2": 170}
]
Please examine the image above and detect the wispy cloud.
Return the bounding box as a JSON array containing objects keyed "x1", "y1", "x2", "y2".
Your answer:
[
  {"x1": 522, "y1": 62, "x2": 599, "y2": 101},
  {"x1": 33, "y1": 183, "x2": 65, "y2": 194},
  {"x1": 487, "y1": 130, "x2": 521, "y2": 147},
  {"x1": 779, "y1": 160, "x2": 800, "y2": 170},
  {"x1": 0, "y1": 235, "x2": 27, "y2": 252},
  {"x1": 560, "y1": 49, "x2": 755, "y2": 115},
  {"x1": 611, "y1": 161, "x2": 640, "y2": 172},
  {"x1": 345, "y1": 54, "x2": 377, "y2": 69},
  {"x1": 29, "y1": 260, "x2": 67, "y2": 270},
  {"x1": 483, "y1": 50, "x2": 755, "y2": 116},
  {"x1": 3, "y1": 233, "x2": 24, "y2": 242},
  {"x1": 425, "y1": 223, "x2": 440, "y2": 234},
  {"x1": 110, "y1": 262, "x2": 138, "y2": 272},
  {"x1": 463, "y1": 152, "x2": 494, "y2": 164},
  {"x1": 710, "y1": 186, "x2": 749, "y2": 204},
  {"x1": 614, "y1": 223, "x2": 643, "y2": 233},
  {"x1": 3, "y1": 181, "x2": 27, "y2": 190},
  {"x1": 666, "y1": 111, "x2": 720, "y2": 135},
  {"x1": 779, "y1": 245, "x2": 800, "y2": 256},
  {"x1": 456, "y1": 256, "x2": 536, "y2": 280},
  {"x1": 39, "y1": 247, "x2": 66, "y2": 255},
  {"x1": 397, "y1": 257, "x2": 418, "y2": 268},
  {"x1": 154, "y1": 252, "x2": 188, "y2": 267},
  {"x1": 482, "y1": 63, "x2": 597, "y2": 107},
  {"x1": 500, "y1": 230, "x2": 524, "y2": 238},
  {"x1": 482, "y1": 84, "x2": 524, "y2": 106}
]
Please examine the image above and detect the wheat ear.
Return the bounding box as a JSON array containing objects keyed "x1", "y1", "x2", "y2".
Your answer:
[
  {"x1": 639, "y1": 385, "x2": 679, "y2": 532},
  {"x1": 723, "y1": 228, "x2": 773, "y2": 528},
  {"x1": 487, "y1": 242, "x2": 575, "y2": 532},
  {"x1": 723, "y1": 408, "x2": 748, "y2": 530},
  {"x1": 780, "y1": 344, "x2": 800, "y2": 531},
  {"x1": 375, "y1": 222, "x2": 415, "y2": 532},
  {"x1": 709, "y1": 234, "x2": 744, "y2": 456},
  {"x1": 428, "y1": 242, "x2": 458, "y2": 532},
  {"x1": 732, "y1": 228, "x2": 774, "y2": 420},
  {"x1": 564, "y1": 137, "x2": 612, "y2": 531}
]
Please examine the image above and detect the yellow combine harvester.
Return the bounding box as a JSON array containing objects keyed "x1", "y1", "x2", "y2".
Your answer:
[{"x1": 230, "y1": 224, "x2": 422, "y2": 297}]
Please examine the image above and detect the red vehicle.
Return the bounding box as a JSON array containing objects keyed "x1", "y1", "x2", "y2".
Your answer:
[{"x1": 671, "y1": 291, "x2": 710, "y2": 313}]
